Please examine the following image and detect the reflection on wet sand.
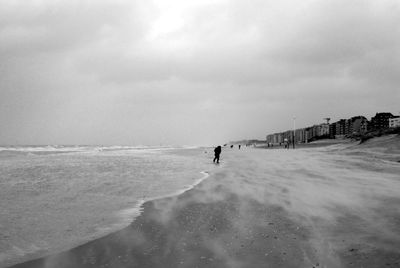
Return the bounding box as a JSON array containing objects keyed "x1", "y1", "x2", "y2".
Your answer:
[{"x1": 8, "y1": 141, "x2": 400, "y2": 268}]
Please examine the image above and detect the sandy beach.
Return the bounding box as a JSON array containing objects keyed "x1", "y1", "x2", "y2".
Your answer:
[
  {"x1": 7, "y1": 136, "x2": 400, "y2": 268},
  {"x1": 1, "y1": 0, "x2": 399, "y2": 267}
]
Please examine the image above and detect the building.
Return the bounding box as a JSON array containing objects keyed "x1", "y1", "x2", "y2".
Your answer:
[
  {"x1": 295, "y1": 128, "x2": 306, "y2": 143},
  {"x1": 329, "y1": 123, "x2": 337, "y2": 139},
  {"x1": 266, "y1": 132, "x2": 284, "y2": 144},
  {"x1": 370, "y1": 112, "x2": 394, "y2": 130},
  {"x1": 335, "y1": 119, "x2": 347, "y2": 137},
  {"x1": 305, "y1": 127, "x2": 313, "y2": 142},
  {"x1": 345, "y1": 119, "x2": 351, "y2": 136},
  {"x1": 265, "y1": 112, "x2": 396, "y2": 146},
  {"x1": 348, "y1": 116, "x2": 368, "y2": 135},
  {"x1": 283, "y1": 130, "x2": 292, "y2": 143},
  {"x1": 389, "y1": 116, "x2": 400, "y2": 128},
  {"x1": 319, "y1": 123, "x2": 330, "y2": 136}
]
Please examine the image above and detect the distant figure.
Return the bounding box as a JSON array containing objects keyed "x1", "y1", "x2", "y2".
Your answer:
[
  {"x1": 238, "y1": 144, "x2": 241, "y2": 150},
  {"x1": 213, "y1": 146, "x2": 222, "y2": 163},
  {"x1": 230, "y1": 145, "x2": 234, "y2": 148}
]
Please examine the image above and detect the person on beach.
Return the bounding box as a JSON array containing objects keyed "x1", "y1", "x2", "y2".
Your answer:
[{"x1": 213, "y1": 146, "x2": 221, "y2": 163}]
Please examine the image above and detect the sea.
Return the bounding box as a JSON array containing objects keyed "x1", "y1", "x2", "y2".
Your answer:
[{"x1": 0, "y1": 145, "x2": 211, "y2": 267}]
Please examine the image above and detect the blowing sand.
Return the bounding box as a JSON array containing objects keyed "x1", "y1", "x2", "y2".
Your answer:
[{"x1": 7, "y1": 137, "x2": 400, "y2": 268}]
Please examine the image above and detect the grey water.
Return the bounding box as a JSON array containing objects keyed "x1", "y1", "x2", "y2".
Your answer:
[{"x1": 0, "y1": 146, "x2": 210, "y2": 267}]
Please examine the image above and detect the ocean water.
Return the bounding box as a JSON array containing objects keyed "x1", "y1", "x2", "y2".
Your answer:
[{"x1": 0, "y1": 146, "x2": 211, "y2": 267}]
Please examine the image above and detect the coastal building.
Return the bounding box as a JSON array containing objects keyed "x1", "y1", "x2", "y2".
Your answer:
[
  {"x1": 370, "y1": 112, "x2": 394, "y2": 130},
  {"x1": 319, "y1": 123, "x2": 330, "y2": 136},
  {"x1": 277, "y1": 133, "x2": 284, "y2": 144},
  {"x1": 283, "y1": 130, "x2": 292, "y2": 143},
  {"x1": 266, "y1": 134, "x2": 273, "y2": 144},
  {"x1": 345, "y1": 119, "x2": 351, "y2": 135},
  {"x1": 389, "y1": 116, "x2": 400, "y2": 128},
  {"x1": 266, "y1": 133, "x2": 284, "y2": 144},
  {"x1": 295, "y1": 128, "x2": 306, "y2": 143},
  {"x1": 266, "y1": 112, "x2": 397, "y2": 145},
  {"x1": 265, "y1": 112, "x2": 396, "y2": 145},
  {"x1": 266, "y1": 134, "x2": 275, "y2": 144},
  {"x1": 348, "y1": 116, "x2": 368, "y2": 135},
  {"x1": 301, "y1": 123, "x2": 329, "y2": 142},
  {"x1": 329, "y1": 123, "x2": 337, "y2": 139},
  {"x1": 305, "y1": 126, "x2": 317, "y2": 142},
  {"x1": 335, "y1": 119, "x2": 347, "y2": 137}
]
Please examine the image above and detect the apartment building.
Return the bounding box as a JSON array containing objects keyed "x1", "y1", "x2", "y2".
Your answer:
[
  {"x1": 389, "y1": 116, "x2": 400, "y2": 128},
  {"x1": 370, "y1": 112, "x2": 394, "y2": 130}
]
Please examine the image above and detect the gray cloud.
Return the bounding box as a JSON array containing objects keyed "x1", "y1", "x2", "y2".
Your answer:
[{"x1": 0, "y1": 0, "x2": 399, "y2": 145}]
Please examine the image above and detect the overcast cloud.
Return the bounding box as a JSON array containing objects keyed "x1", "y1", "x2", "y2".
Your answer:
[{"x1": 0, "y1": 0, "x2": 399, "y2": 146}]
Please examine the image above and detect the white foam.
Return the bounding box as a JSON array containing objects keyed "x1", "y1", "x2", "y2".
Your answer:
[
  {"x1": 147, "y1": 171, "x2": 210, "y2": 201},
  {"x1": 108, "y1": 171, "x2": 210, "y2": 231},
  {"x1": 96, "y1": 202, "x2": 146, "y2": 234}
]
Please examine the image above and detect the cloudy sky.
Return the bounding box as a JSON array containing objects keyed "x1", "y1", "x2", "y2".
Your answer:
[{"x1": 0, "y1": 0, "x2": 399, "y2": 146}]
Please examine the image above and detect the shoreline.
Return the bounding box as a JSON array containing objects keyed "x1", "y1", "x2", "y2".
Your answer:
[
  {"x1": 0, "y1": 147, "x2": 212, "y2": 268},
  {"x1": 7, "y1": 143, "x2": 400, "y2": 268},
  {"x1": 3, "y1": 170, "x2": 210, "y2": 268},
  {"x1": 93, "y1": 170, "x2": 210, "y2": 245},
  {"x1": 8, "y1": 168, "x2": 321, "y2": 268}
]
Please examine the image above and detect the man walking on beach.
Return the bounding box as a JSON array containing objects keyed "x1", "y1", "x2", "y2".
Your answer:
[{"x1": 213, "y1": 146, "x2": 221, "y2": 164}]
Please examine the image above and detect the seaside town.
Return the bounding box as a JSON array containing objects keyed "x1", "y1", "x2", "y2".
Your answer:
[{"x1": 266, "y1": 112, "x2": 400, "y2": 145}]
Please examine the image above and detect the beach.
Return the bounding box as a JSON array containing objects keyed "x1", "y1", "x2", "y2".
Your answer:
[
  {"x1": 4, "y1": 136, "x2": 400, "y2": 268},
  {"x1": 1, "y1": 0, "x2": 399, "y2": 267}
]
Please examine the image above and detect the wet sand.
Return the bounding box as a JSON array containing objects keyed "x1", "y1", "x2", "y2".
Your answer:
[{"x1": 7, "y1": 140, "x2": 400, "y2": 268}]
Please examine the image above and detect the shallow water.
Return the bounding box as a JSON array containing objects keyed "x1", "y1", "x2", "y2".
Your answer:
[{"x1": 0, "y1": 146, "x2": 211, "y2": 267}]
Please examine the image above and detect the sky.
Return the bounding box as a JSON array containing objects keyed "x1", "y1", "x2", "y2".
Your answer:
[{"x1": 0, "y1": 0, "x2": 399, "y2": 146}]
